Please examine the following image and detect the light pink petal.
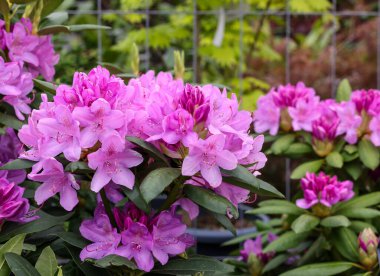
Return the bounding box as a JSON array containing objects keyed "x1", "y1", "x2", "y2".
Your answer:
[
  {"x1": 216, "y1": 150, "x2": 238, "y2": 170},
  {"x1": 182, "y1": 155, "x2": 201, "y2": 176},
  {"x1": 91, "y1": 169, "x2": 111, "y2": 192},
  {"x1": 201, "y1": 165, "x2": 222, "y2": 187},
  {"x1": 152, "y1": 248, "x2": 168, "y2": 265},
  {"x1": 112, "y1": 167, "x2": 135, "y2": 190},
  {"x1": 80, "y1": 127, "x2": 99, "y2": 148},
  {"x1": 60, "y1": 184, "x2": 79, "y2": 211},
  {"x1": 134, "y1": 249, "x2": 154, "y2": 272},
  {"x1": 34, "y1": 181, "x2": 59, "y2": 205}
]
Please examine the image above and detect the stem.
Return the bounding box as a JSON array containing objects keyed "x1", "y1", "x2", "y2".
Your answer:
[
  {"x1": 100, "y1": 189, "x2": 117, "y2": 228},
  {"x1": 158, "y1": 177, "x2": 186, "y2": 212}
]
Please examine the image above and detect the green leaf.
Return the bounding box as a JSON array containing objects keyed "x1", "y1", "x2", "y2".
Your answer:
[
  {"x1": 222, "y1": 231, "x2": 270, "y2": 246},
  {"x1": 38, "y1": 24, "x2": 111, "y2": 35},
  {"x1": 280, "y1": 262, "x2": 354, "y2": 276},
  {"x1": 334, "y1": 192, "x2": 380, "y2": 212},
  {"x1": 349, "y1": 221, "x2": 377, "y2": 233},
  {"x1": 33, "y1": 79, "x2": 56, "y2": 93},
  {"x1": 35, "y1": 246, "x2": 57, "y2": 276},
  {"x1": 336, "y1": 79, "x2": 352, "y2": 102},
  {"x1": 4, "y1": 253, "x2": 40, "y2": 276},
  {"x1": 284, "y1": 143, "x2": 313, "y2": 156},
  {"x1": 53, "y1": 232, "x2": 89, "y2": 248},
  {"x1": 263, "y1": 254, "x2": 289, "y2": 273},
  {"x1": 123, "y1": 185, "x2": 150, "y2": 214},
  {"x1": 0, "y1": 159, "x2": 35, "y2": 170},
  {"x1": 0, "y1": 212, "x2": 72, "y2": 243},
  {"x1": 291, "y1": 214, "x2": 320, "y2": 234},
  {"x1": 247, "y1": 205, "x2": 304, "y2": 216},
  {"x1": 184, "y1": 185, "x2": 238, "y2": 219},
  {"x1": 41, "y1": 0, "x2": 63, "y2": 18},
  {"x1": 271, "y1": 134, "x2": 296, "y2": 155},
  {"x1": 264, "y1": 231, "x2": 310, "y2": 253},
  {"x1": 290, "y1": 160, "x2": 324, "y2": 179},
  {"x1": 140, "y1": 168, "x2": 181, "y2": 203},
  {"x1": 126, "y1": 136, "x2": 170, "y2": 166},
  {"x1": 345, "y1": 163, "x2": 362, "y2": 180},
  {"x1": 336, "y1": 208, "x2": 380, "y2": 219},
  {"x1": 326, "y1": 152, "x2": 343, "y2": 168},
  {"x1": 320, "y1": 215, "x2": 350, "y2": 228},
  {"x1": 358, "y1": 139, "x2": 379, "y2": 170},
  {"x1": 65, "y1": 162, "x2": 91, "y2": 173},
  {"x1": 213, "y1": 213, "x2": 236, "y2": 235},
  {"x1": 258, "y1": 199, "x2": 298, "y2": 208},
  {"x1": 0, "y1": 113, "x2": 24, "y2": 130},
  {"x1": 9, "y1": 0, "x2": 36, "y2": 3},
  {"x1": 222, "y1": 165, "x2": 284, "y2": 198},
  {"x1": 297, "y1": 235, "x2": 326, "y2": 265},
  {"x1": 152, "y1": 255, "x2": 234, "y2": 275},
  {"x1": 0, "y1": 234, "x2": 26, "y2": 276},
  {"x1": 333, "y1": 228, "x2": 359, "y2": 262},
  {"x1": 92, "y1": 254, "x2": 137, "y2": 270}
]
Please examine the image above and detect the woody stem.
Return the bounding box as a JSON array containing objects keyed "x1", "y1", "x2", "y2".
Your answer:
[{"x1": 100, "y1": 189, "x2": 117, "y2": 228}]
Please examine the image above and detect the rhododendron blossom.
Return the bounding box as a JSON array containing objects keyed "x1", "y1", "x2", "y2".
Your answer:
[
  {"x1": 240, "y1": 233, "x2": 278, "y2": 264},
  {"x1": 80, "y1": 203, "x2": 194, "y2": 272},
  {"x1": 296, "y1": 172, "x2": 354, "y2": 210}
]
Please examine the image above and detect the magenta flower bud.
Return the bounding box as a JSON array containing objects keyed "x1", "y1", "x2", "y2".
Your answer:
[
  {"x1": 0, "y1": 178, "x2": 34, "y2": 225},
  {"x1": 352, "y1": 89, "x2": 380, "y2": 114},
  {"x1": 179, "y1": 84, "x2": 210, "y2": 123},
  {"x1": 296, "y1": 172, "x2": 354, "y2": 215},
  {"x1": 358, "y1": 228, "x2": 379, "y2": 270}
]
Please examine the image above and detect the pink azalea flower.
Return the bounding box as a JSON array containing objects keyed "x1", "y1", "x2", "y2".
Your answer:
[
  {"x1": 296, "y1": 172, "x2": 354, "y2": 209},
  {"x1": 240, "y1": 233, "x2": 277, "y2": 264},
  {"x1": 182, "y1": 134, "x2": 238, "y2": 187},
  {"x1": 369, "y1": 117, "x2": 380, "y2": 146},
  {"x1": 336, "y1": 101, "x2": 362, "y2": 144},
  {"x1": 288, "y1": 97, "x2": 320, "y2": 132},
  {"x1": 172, "y1": 198, "x2": 199, "y2": 220},
  {"x1": 28, "y1": 158, "x2": 80, "y2": 211},
  {"x1": 254, "y1": 94, "x2": 280, "y2": 135},
  {"x1": 72, "y1": 98, "x2": 125, "y2": 148},
  {"x1": 37, "y1": 105, "x2": 81, "y2": 161},
  {"x1": 87, "y1": 134, "x2": 143, "y2": 192},
  {"x1": 179, "y1": 84, "x2": 210, "y2": 123},
  {"x1": 162, "y1": 108, "x2": 197, "y2": 146},
  {"x1": 80, "y1": 203, "x2": 121, "y2": 260},
  {"x1": 239, "y1": 134, "x2": 267, "y2": 174}
]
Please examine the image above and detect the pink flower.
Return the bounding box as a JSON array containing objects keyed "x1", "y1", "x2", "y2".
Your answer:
[
  {"x1": 351, "y1": 89, "x2": 380, "y2": 114},
  {"x1": 162, "y1": 109, "x2": 197, "y2": 146},
  {"x1": 240, "y1": 233, "x2": 277, "y2": 264},
  {"x1": 369, "y1": 117, "x2": 380, "y2": 146},
  {"x1": 182, "y1": 134, "x2": 238, "y2": 187},
  {"x1": 179, "y1": 84, "x2": 210, "y2": 123},
  {"x1": 87, "y1": 134, "x2": 143, "y2": 192},
  {"x1": 336, "y1": 101, "x2": 363, "y2": 144},
  {"x1": 254, "y1": 93, "x2": 280, "y2": 135},
  {"x1": 239, "y1": 134, "x2": 267, "y2": 174},
  {"x1": 37, "y1": 105, "x2": 81, "y2": 161},
  {"x1": 72, "y1": 98, "x2": 125, "y2": 148},
  {"x1": 296, "y1": 172, "x2": 354, "y2": 209},
  {"x1": 80, "y1": 203, "x2": 121, "y2": 260},
  {"x1": 0, "y1": 178, "x2": 36, "y2": 224},
  {"x1": 28, "y1": 158, "x2": 79, "y2": 211}
]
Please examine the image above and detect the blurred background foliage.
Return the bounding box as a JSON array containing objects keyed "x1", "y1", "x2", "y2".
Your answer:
[{"x1": 55, "y1": 0, "x2": 379, "y2": 111}]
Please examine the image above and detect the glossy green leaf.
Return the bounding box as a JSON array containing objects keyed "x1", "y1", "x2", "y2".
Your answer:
[
  {"x1": 349, "y1": 221, "x2": 377, "y2": 234},
  {"x1": 336, "y1": 208, "x2": 380, "y2": 219},
  {"x1": 326, "y1": 152, "x2": 343, "y2": 168},
  {"x1": 93, "y1": 254, "x2": 137, "y2": 270},
  {"x1": 358, "y1": 139, "x2": 379, "y2": 170},
  {"x1": 41, "y1": 0, "x2": 63, "y2": 17},
  {"x1": 5, "y1": 253, "x2": 40, "y2": 276},
  {"x1": 271, "y1": 134, "x2": 295, "y2": 155},
  {"x1": 213, "y1": 213, "x2": 236, "y2": 235},
  {"x1": 0, "y1": 234, "x2": 26, "y2": 276},
  {"x1": 0, "y1": 159, "x2": 35, "y2": 170},
  {"x1": 38, "y1": 24, "x2": 110, "y2": 35},
  {"x1": 264, "y1": 231, "x2": 310, "y2": 253},
  {"x1": 333, "y1": 228, "x2": 359, "y2": 262},
  {"x1": 184, "y1": 185, "x2": 238, "y2": 218},
  {"x1": 247, "y1": 205, "x2": 304, "y2": 216},
  {"x1": 126, "y1": 136, "x2": 170, "y2": 166},
  {"x1": 336, "y1": 79, "x2": 352, "y2": 102},
  {"x1": 33, "y1": 79, "x2": 56, "y2": 93},
  {"x1": 263, "y1": 254, "x2": 289, "y2": 273},
  {"x1": 222, "y1": 231, "x2": 270, "y2": 246},
  {"x1": 284, "y1": 143, "x2": 313, "y2": 156},
  {"x1": 222, "y1": 165, "x2": 284, "y2": 198},
  {"x1": 152, "y1": 255, "x2": 234, "y2": 275},
  {"x1": 35, "y1": 246, "x2": 57, "y2": 276},
  {"x1": 0, "y1": 212, "x2": 72, "y2": 243},
  {"x1": 258, "y1": 199, "x2": 298, "y2": 208},
  {"x1": 64, "y1": 244, "x2": 104, "y2": 275},
  {"x1": 53, "y1": 232, "x2": 89, "y2": 248},
  {"x1": 297, "y1": 235, "x2": 326, "y2": 265},
  {"x1": 9, "y1": 0, "x2": 36, "y2": 3},
  {"x1": 334, "y1": 192, "x2": 380, "y2": 212},
  {"x1": 291, "y1": 214, "x2": 320, "y2": 234},
  {"x1": 345, "y1": 163, "x2": 362, "y2": 180},
  {"x1": 280, "y1": 262, "x2": 354, "y2": 276},
  {"x1": 123, "y1": 185, "x2": 150, "y2": 214},
  {"x1": 290, "y1": 160, "x2": 324, "y2": 179},
  {"x1": 140, "y1": 168, "x2": 181, "y2": 203},
  {"x1": 0, "y1": 113, "x2": 24, "y2": 130},
  {"x1": 65, "y1": 162, "x2": 91, "y2": 173},
  {"x1": 320, "y1": 215, "x2": 350, "y2": 228}
]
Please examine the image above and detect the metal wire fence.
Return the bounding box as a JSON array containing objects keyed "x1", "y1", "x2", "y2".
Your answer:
[{"x1": 85, "y1": 0, "x2": 380, "y2": 199}]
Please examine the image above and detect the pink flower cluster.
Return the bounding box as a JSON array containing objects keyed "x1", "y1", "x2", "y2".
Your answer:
[
  {"x1": 19, "y1": 66, "x2": 267, "y2": 211},
  {"x1": 254, "y1": 82, "x2": 380, "y2": 148},
  {"x1": 80, "y1": 203, "x2": 194, "y2": 272},
  {"x1": 296, "y1": 172, "x2": 354, "y2": 209},
  {"x1": 254, "y1": 82, "x2": 320, "y2": 135},
  {"x1": 0, "y1": 18, "x2": 59, "y2": 120}
]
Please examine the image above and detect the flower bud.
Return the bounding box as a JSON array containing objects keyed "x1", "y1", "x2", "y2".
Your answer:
[
  {"x1": 174, "y1": 50, "x2": 185, "y2": 80},
  {"x1": 358, "y1": 228, "x2": 379, "y2": 270},
  {"x1": 130, "y1": 43, "x2": 140, "y2": 76}
]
